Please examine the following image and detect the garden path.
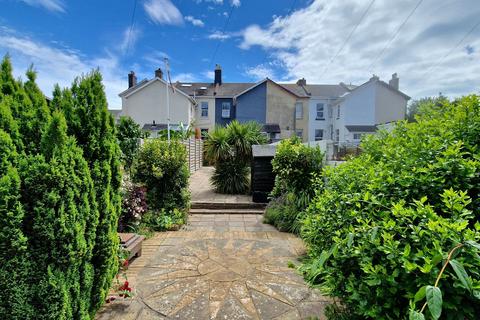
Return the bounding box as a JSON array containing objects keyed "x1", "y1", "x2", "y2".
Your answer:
[{"x1": 96, "y1": 167, "x2": 330, "y2": 319}]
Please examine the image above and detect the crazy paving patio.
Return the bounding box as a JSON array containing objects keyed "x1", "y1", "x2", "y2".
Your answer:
[{"x1": 96, "y1": 167, "x2": 330, "y2": 319}]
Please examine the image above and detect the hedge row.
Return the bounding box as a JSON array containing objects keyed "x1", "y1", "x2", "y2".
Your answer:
[{"x1": 0, "y1": 55, "x2": 121, "y2": 319}]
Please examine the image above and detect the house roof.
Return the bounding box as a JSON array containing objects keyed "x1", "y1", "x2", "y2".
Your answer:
[
  {"x1": 261, "y1": 123, "x2": 281, "y2": 133},
  {"x1": 142, "y1": 123, "x2": 168, "y2": 131},
  {"x1": 302, "y1": 84, "x2": 354, "y2": 97},
  {"x1": 233, "y1": 78, "x2": 304, "y2": 99},
  {"x1": 119, "y1": 77, "x2": 196, "y2": 104},
  {"x1": 345, "y1": 125, "x2": 378, "y2": 132},
  {"x1": 175, "y1": 82, "x2": 255, "y2": 98}
]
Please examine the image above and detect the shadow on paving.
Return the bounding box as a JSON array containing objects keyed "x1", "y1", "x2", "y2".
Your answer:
[{"x1": 96, "y1": 230, "x2": 331, "y2": 320}]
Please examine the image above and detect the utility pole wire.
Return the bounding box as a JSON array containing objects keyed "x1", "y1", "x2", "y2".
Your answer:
[
  {"x1": 319, "y1": 0, "x2": 376, "y2": 80},
  {"x1": 209, "y1": 4, "x2": 235, "y2": 67},
  {"x1": 422, "y1": 19, "x2": 480, "y2": 80},
  {"x1": 368, "y1": 0, "x2": 424, "y2": 73},
  {"x1": 125, "y1": 0, "x2": 138, "y2": 56}
]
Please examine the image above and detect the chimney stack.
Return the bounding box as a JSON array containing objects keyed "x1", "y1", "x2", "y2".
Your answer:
[
  {"x1": 389, "y1": 73, "x2": 399, "y2": 90},
  {"x1": 296, "y1": 78, "x2": 306, "y2": 86},
  {"x1": 370, "y1": 74, "x2": 379, "y2": 82},
  {"x1": 128, "y1": 71, "x2": 137, "y2": 88},
  {"x1": 214, "y1": 64, "x2": 222, "y2": 86},
  {"x1": 155, "y1": 68, "x2": 163, "y2": 79}
]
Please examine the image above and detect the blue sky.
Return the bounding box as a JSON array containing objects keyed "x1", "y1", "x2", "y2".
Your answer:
[{"x1": 1, "y1": 0, "x2": 479, "y2": 108}]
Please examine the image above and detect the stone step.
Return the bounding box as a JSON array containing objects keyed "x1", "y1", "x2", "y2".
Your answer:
[
  {"x1": 189, "y1": 208, "x2": 265, "y2": 215},
  {"x1": 191, "y1": 201, "x2": 266, "y2": 210}
]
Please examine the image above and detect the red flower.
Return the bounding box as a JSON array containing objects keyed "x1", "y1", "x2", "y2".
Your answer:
[{"x1": 123, "y1": 260, "x2": 129, "y2": 267}]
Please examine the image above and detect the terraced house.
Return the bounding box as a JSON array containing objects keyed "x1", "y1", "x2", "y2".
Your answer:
[{"x1": 116, "y1": 65, "x2": 409, "y2": 143}]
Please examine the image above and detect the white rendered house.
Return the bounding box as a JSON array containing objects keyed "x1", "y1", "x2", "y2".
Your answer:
[{"x1": 118, "y1": 69, "x2": 196, "y2": 136}]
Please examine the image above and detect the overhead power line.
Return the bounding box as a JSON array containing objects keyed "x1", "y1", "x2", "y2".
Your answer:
[
  {"x1": 125, "y1": 0, "x2": 138, "y2": 56},
  {"x1": 319, "y1": 0, "x2": 376, "y2": 80},
  {"x1": 209, "y1": 4, "x2": 235, "y2": 67},
  {"x1": 368, "y1": 0, "x2": 424, "y2": 73},
  {"x1": 422, "y1": 19, "x2": 480, "y2": 80}
]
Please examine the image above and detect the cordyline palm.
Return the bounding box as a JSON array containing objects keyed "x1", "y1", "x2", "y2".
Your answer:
[{"x1": 204, "y1": 126, "x2": 233, "y2": 164}]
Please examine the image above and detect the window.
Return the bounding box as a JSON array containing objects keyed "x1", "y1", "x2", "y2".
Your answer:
[
  {"x1": 335, "y1": 129, "x2": 339, "y2": 142},
  {"x1": 337, "y1": 106, "x2": 340, "y2": 119},
  {"x1": 296, "y1": 129, "x2": 303, "y2": 138},
  {"x1": 316, "y1": 103, "x2": 324, "y2": 120},
  {"x1": 315, "y1": 129, "x2": 323, "y2": 141},
  {"x1": 330, "y1": 125, "x2": 333, "y2": 139},
  {"x1": 353, "y1": 133, "x2": 362, "y2": 140},
  {"x1": 221, "y1": 102, "x2": 231, "y2": 118},
  {"x1": 200, "y1": 102, "x2": 208, "y2": 118},
  {"x1": 295, "y1": 102, "x2": 303, "y2": 119},
  {"x1": 200, "y1": 128, "x2": 208, "y2": 139}
]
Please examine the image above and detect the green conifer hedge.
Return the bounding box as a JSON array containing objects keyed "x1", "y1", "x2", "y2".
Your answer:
[{"x1": 0, "y1": 55, "x2": 121, "y2": 319}]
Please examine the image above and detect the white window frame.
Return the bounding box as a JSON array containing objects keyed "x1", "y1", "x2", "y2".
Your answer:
[
  {"x1": 200, "y1": 101, "x2": 208, "y2": 118},
  {"x1": 353, "y1": 133, "x2": 363, "y2": 140},
  {"x1": 316, "y1": 103, "x2": 324, "y2": 120},
  {"x1": 315, "y1": 129, "x2": 323, "y2": 141},
  {"x1": 221, "y1": 102, "x2": 231, "y2": 118},
  {"x1": 295, "y1": 102, "x2": 303, "y2": 119}
]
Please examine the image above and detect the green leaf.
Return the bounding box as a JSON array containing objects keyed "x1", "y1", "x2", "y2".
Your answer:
[
  {"x1": 347, "y1": 233, "x2": 354, "y2": 248},
  {"x1": 409, "y1": 310, "x2": 425, "y2": 320},
  {"x1": 426, "y1": 286, "x2": 442, "y2": 320},
  {"x1": 414, "y1": 285, "x2": 427, "y2": 303},
  {"x1": 466, "y1": 240, "x2": 480, "y2": 251},
  {"x1": 473, "y1": 290, "x2": 480, "y2": 300},
  {"x1": 449, "y1": 259, "x2": 473, "y2": 293}
]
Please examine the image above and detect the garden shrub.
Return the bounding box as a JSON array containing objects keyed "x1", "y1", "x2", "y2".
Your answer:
[
  {"x1": 204, "y1": 120, "x2": 267, "y2": 194},
  {"x1": 264, "y1": 137, "x2": 323, "y2": 233},
  {"x1": 300, "y1": 95, "x2": 480, "y2": 319},
  {"x1": 116, "y1": 116, "x2": 142, "y2": 171},
  {"x1": 0, "y1": 56, "x2": 122, "y2": 319},
  {"x1": 132, "y1": 138, "x2": 190, "y2": 228}
]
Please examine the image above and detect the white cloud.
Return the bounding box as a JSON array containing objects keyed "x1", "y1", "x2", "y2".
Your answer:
[
  {"x1": 195, "y1": 0, "x2": 223, "y2": 4},
  {"x1": 185, "y1": 16, "x2": 205, "y2": 27},
  {"x1": 203, "y1": 70, "x2": 214, "y2": 80},
  {"x1": 239, "y1": 0, "x2": 480, "y2": 99},
  {"x1": 120, "y1": 26, "x2": 141, "y2": 55},
  {"x1": 0, "y1": 29, "x2": 126, "y2": 108},
  {"x1": 244, "y1": 64, "x2": 274, "y2": 81},
  {"x1": 144, "y1": 0, "x2": 183, "y2": 25},
  {"x1": 231, "y1": 0, "x2": 241, "y2": 7},
  {"x1": 143, "y1": 50, "x2": 170, "y2": 67},
  {"x1": 208, "y1": 31, "x2": 231, "y2": 40},
  {"x1": 20, "y1": 0, "x2": 65, "y2": 12}
]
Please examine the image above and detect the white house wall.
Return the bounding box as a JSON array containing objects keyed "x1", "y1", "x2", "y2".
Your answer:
[
  {"x1": 308, "y1": 98, "x2": 334, "y2": 141},
  {"x1": 122, "y1": 80, "x2": 193, "y2": 126},
  {"x1": 375, "y1": 84, "x2": 407, "y2": 124},
  {"x1": 343, "y1": 82, "x2": 376, "y2": 126}
]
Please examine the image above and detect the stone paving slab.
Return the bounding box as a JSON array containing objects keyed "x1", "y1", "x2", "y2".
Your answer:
[
  {"x1": 189, "y1": 167, "x2": 252, "y2": 204},
  {"x1": 96, "y1": 220, "x2": 329, "y2": 320}
]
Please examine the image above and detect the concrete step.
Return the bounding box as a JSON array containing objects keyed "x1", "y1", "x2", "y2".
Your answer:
[
  {"x1": 191, "y1": 201, "x2": 266, "y2": 210},
  {"x1": 189, "y1": 208, "x2": 265, "y2": 215}
]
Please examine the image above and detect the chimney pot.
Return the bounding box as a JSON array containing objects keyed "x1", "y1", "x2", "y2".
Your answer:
[
  {"x1": 370, "y1": 74, "x2": 379, "y2": 81},
  {"x1": 128, "y1": 71, "x2": 137, "y2": 88},
  {"x1": 155, "y1": 68, "x2": 163, "y2": 79},
  {"x1": 214, "y1": 64, "x2": 222, "y2": 86},
  {"x1": 296, "y1": 78, "x2": 306, "y2": 86},
  {"x1": 389, "y1": 73, "x2": 399, "y2": 90}
]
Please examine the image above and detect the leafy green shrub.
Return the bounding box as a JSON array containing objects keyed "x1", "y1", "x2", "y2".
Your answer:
[
  {"x1": 132, "y1": 138, "x2": 190, "y2": 225},
  {"x1": 204, "y1": 120, "x2": 267, "y2": 194},
  {"x1": 264, "y1": 137, "x2": 323, "y2": 232},
  {"x1": 211, "y1": 160, "x2": 250, "y2": 194},
  {"x1": 116, "y1": 116, "x2": 142, "y2": 171},
  {"x1": 300, "y1": 95, "x2": 480, "y2": 319},
  {"x1": 142, "y1": 208, "x2": 186, "y2": 231},
  {"x1": 0, "y1": 56, "x2": 122, "y2": 319}
]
